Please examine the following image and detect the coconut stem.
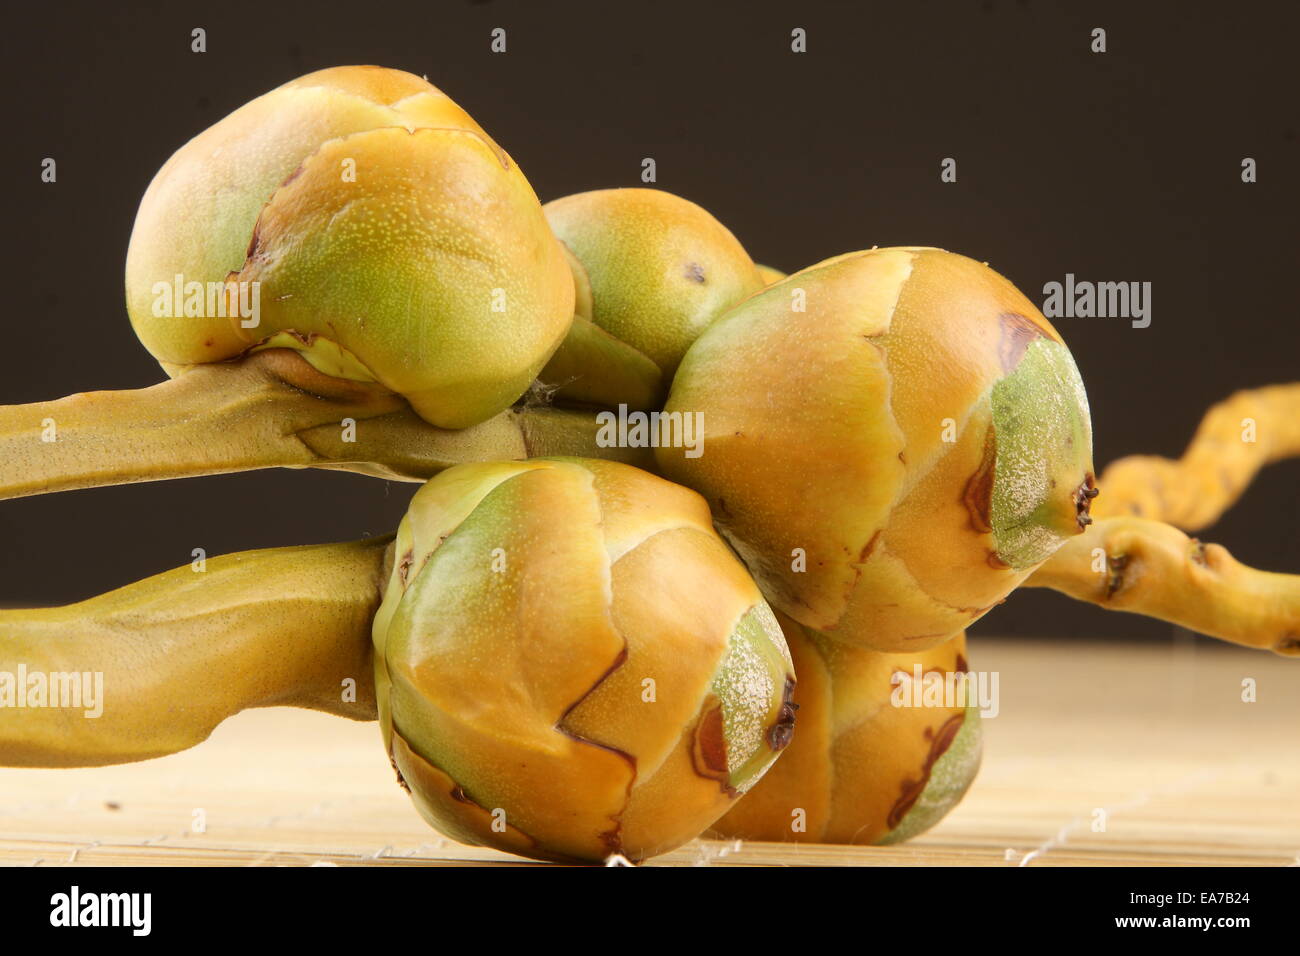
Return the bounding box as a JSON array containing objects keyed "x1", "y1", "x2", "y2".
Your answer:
[
  {"x1": 1093, "y1": 383, "x2": 1300, "y2": 531},
  {"x1": 1025, "y1": 516, "x2": 1300, "y2": 656},
  {"x1": 0, "y1": 349, "x2": 645, "y2": 500},
  {"x1": 0, "y1": 535, "x2": 391, "y2": 768}
]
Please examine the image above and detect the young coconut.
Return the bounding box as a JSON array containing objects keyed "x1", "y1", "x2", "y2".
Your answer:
[
  {"x1": 0, "y1": 66, "x2": 603, "y2": 500},
  {"x1": 372, "y1": 458, "x2": 796, "y2": 862},
  {"x1": 538, "y1": 188, "x2": 767, "y2": 411},
  {"x1": 712, "y1": 617, "x2": 981, "y2": 845},
  {"x1": 0, "y1": 459, "x2": 796, "y2": 864},
  {"x1": 657, "y1": 247, "x2": 1097, "y2": 652}
]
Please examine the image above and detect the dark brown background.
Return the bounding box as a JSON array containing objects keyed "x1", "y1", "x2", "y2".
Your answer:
[{"x1": 2, "y1": 0, "x2": 1296, "y2": 642}]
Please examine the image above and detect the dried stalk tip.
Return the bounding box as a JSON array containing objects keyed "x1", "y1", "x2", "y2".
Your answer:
[
  {"x1": 766, "y1": 677, "x2": 798, "y2": 751},
  {"x1": 1075, "y1": 474, "x2": 1099, "y2": 530}
]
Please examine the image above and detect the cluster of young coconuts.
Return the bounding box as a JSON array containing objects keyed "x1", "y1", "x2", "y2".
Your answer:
[{"x1": 2, "y1": 66, "x2": 1292, "y2": 865}]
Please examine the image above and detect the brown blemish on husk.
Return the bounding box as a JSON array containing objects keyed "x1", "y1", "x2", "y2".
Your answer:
[
  {"x1": 962, "y1": 426, "x2": 997, "y2": 534},
  {"x1": 985, "y1": 550, "x2": 1012, "y2": 570},
  {"x1": 389, "y1": 751, "x2": 412, "y2": 794},
  {"x1": 556, "y1": 644, "x2": 637, "y2": 855},
  {"x1": 857, "y1": 530, "x2": 883, "y2": 565},
  {"x1": 1105, "y1": 553, "x2": 1131, "y2": 598},
  {"x1": 996, "y1": 312, "x2": 1049, "y2": 372},
  {"x1": 690, "y1": 695, "x2": 735, "y2": 794},
  {"x1": 886, "y1": 712, "x2": 967, "y2": 829}
]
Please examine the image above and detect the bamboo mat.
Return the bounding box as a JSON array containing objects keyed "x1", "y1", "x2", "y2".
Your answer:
[{"x1": 1, "y1": 637, "x2": 1297, "y2": 867}]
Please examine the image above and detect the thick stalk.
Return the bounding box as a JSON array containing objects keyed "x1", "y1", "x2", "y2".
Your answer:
[
  {"x1": 0, "y1": 350, "x2": 636, "y2": 499},
  {"x1": 512, "y1": 403, "x2": 656, "y2": 470},
  {"x1": 0, "y1": 535, "x2": 390, "y2": 767},
  {"x1": 1094, "y1": 383, "x2": 1300, "y2": 531},
  {"x1": 1025, "y1": 517, "x2": 1300, "y2": 656}
]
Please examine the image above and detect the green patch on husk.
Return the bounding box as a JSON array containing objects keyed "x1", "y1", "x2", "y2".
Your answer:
[{"x1": 989, "y1": 338, "x2": 1093, "y2": 569}]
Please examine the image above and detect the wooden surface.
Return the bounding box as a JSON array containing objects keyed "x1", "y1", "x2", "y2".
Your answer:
[{"x1": 2, "y1": 637, "x2": 1297, "y2": 867}]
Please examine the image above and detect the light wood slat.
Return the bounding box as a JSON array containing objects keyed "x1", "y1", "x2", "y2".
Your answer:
[{"x1": 1, "y1": 638, "x2": 1297, "y2": 866}]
